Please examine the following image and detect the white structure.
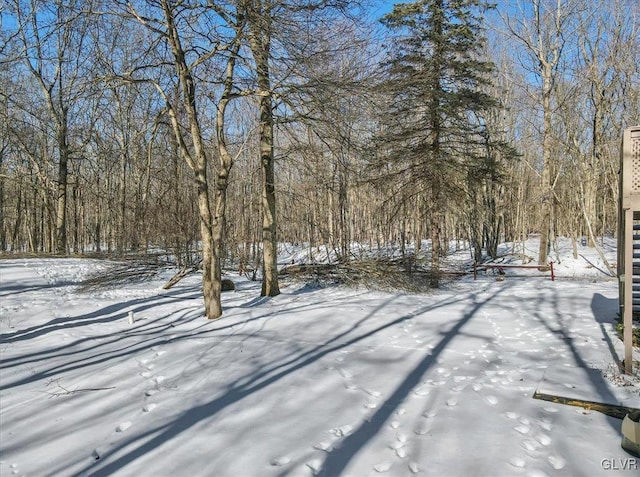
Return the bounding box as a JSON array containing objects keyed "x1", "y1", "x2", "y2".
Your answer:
[{"x1": 618, "y1": 125, "x2": 640, "y2": 374}]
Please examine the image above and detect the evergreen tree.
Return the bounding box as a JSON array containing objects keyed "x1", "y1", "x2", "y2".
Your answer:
[{"x1": 376, "y1": 0, "x2": 499, "y2": 286}]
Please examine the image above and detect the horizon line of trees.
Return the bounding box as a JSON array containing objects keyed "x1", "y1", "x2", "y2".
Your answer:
[{"x1": 1, "y1": 0, "x2": 638, "y2": 317}]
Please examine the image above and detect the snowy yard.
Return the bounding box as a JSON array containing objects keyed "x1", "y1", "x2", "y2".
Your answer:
[{"x1": 1, "y1": 245, "x2": 639, "y2": 476}]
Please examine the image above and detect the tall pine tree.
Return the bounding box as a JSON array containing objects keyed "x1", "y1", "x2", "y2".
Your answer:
[{"x1": 377, "y1": 0, "x2": 498, "y2": 287}]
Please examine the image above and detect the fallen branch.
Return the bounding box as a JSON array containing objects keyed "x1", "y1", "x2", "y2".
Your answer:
[
  {"x1": 163, "y1": 260, "x2": 202, "y2": 289},
  {"x1": 533, "y1": 391, "x2": 638, "y2": 419},
  {"x1": 44, "y1": 379, "x2": 116, "y2": 398}
]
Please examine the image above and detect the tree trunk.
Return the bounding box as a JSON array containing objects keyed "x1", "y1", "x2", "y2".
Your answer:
[
  {"x1": 538, "y1": 70, "x2": 553, "y2": 265},
  {"x1": 161, "y1": 0, "x2": 220, "y2": 318},
  {"x1": 247, "y1": 2, "x2": 280, "y2": 297},
  {"x1": 55, "y1": 111, "x2": 69, "y2": 255}
]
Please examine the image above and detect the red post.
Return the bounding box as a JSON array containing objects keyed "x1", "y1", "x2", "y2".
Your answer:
[
  {"x1": 550, "y1": 261, "x2": 555, "y2": 281},
  {"x1": 473, "y1": 262, "x2": 477, "y2": 280}
]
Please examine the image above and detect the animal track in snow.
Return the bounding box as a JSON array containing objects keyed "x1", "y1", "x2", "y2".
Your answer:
[
  {"x1": 536, "y1": 433, "x2": 551, "y2": 446},
  {"x1": 373, "y1": 461, "x2": 392, "y2": 473},
  {"x1": 509, "y1": 456, "x2": 526, "y2": 468},
  {"x1": 332, "y1": 425, "x2": 353, "y2": 437},
  {"x1": 413, "y1": 386, "x2": 430, "y2": 396},
  {"x1": 313, "y1": 441, "x2": 332, "y2": 451},
  {"x1": 514, "y1": 425, "x2": 530, "y2": 434},
  {"x1": 486, "y1": 395, "x2": 498, "y2": 405},
  {"x1": 116, "y1": 421, "x2": 132, "y2": 432},
  {"x1": 143, "y1": 403, "x2": 157, "y2": 413},
  {"x1": 547, "y1": 455, "x2": 566, "y2": 470},
  {"x1": 415, "y1": 424, "x2": 430, "y2": 435},
  {"x1": 306, "y1": 459, "x2": 321, "y2": 475},
  {"x1": 269, "y1": 456, "x2": 290, "y2": 466},
  {"x1": 338, "y1": 368, "x2": 353, "y2": 379}
]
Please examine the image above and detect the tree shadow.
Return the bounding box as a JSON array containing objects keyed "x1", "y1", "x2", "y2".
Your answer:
[
  {"x1": 75, "y1": 290, "x2": 473, "y2": 476},
  {"x1": 532, "y1": 288, "x2": 627, "y2": 436},
  {"x1": 590, "y1": 292, "x2": 623, "y2": 371},
  {"x1": 316, "y1": 288, "x2": 503, "y2": 476}
]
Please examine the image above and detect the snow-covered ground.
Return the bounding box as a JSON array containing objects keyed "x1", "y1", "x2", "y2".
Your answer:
[{"x1": 1, "y1": 238, "x2": 639, "y2": 477}]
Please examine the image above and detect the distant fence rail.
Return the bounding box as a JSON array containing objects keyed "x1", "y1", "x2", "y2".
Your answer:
[{"x1": 473, "y1": 262, "x2": 555, "y2": 281}]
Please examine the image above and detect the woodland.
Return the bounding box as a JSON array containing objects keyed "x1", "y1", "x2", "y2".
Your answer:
[{"x1": 1, "y1": 0, "x2": 639, "y2": 318}]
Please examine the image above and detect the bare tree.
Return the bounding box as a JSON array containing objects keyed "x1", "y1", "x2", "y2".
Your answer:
[
  {"x1": 502, "y1": 0, "x2": 583, "y2": 264},
  {"x1": 7, "y1": 0, "x2": 94, "y2": 254}
]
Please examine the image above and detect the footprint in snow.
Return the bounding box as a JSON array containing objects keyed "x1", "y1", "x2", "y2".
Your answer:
[
  {"x1": 390, "y1": 421, "x2": 400, "y2": 429},
  {"x1": 413, "y1": 386, "x2": 429, "y2": 397},
  {"x1": 332, "y1": 425, "x2": 353, "y2": 437},
  {"x1": 373, "y1": 461, "x2": 393, "y2": 473},
  {"x1": 156, "y1": 350, "x2": 166, "y2": 357},
  {"x1": 313, "y1": 441, "x2": 332, "y2": 452},
  {"x1": 306, "y1": 459, "x2": 321, "y2": 475},
  {"x1": 145, "y1": 389, "x2": 158, "y2": 397},
  {"x1": 486, "y1": 395, "x2": 498, "y2": 405},
  {"x1": 338, "y1": 368, "x2": 353, "y2": 379},
  {"x1": 116, "y1": 421, "x2": 132, "y2": 432},
  {"x1": 536, "y1": 433, "x2": 551, "y2": 446},
  {"x1": 539, "y1": 419, "x2": 552, "y2": 431},
  {"x1": 140, "y1": 371, "x2": 153, "y2": 379},
  {"x1": 547, "y1": 455, "x2": 565, "y2": 470},
  {"x1": 408, "y1": 461, "x2": 421, "y2": 473},
  {"x1": 521, "y1": 440, "x2": 539, "y2": 452},
  {"x1": 509, "y1": 456, "x2": 526, "y2": 468},
  {"x1": 514, "y1": 425, "x2": 530, "y2": 435},
  {"x1": 396, "y1": 447, "x2": 407, "y2": 458},
  {"x1": 143, "y1": 403, "x2": 157, "y2": 413},
  {"x1": 269, "y1": 456, "x2": 290, "y2": 466},
  {"x1": 446, "y1": 398, "x2": 458, "y2": 407},
  {"x1": 364, "y1": 401, "x2": 378, "y2": 409},
  {"x1": 415, "y1": 424, "x2": 429, "y2": 435}
]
